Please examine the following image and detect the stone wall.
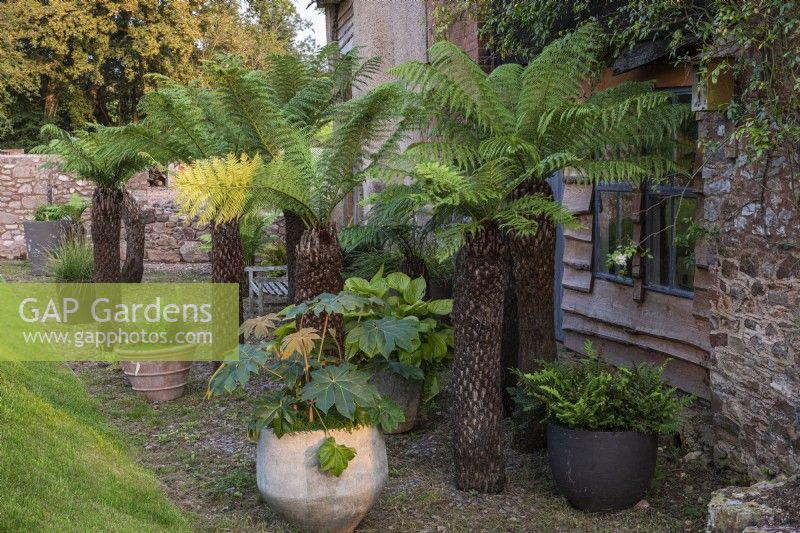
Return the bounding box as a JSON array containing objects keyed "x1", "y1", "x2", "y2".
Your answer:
[
  {"x1": 0, "y1": 153, "x2": 209, "y2": 264},
  {"x1": 699, "y1": 111, "x2": 800, "y2": 478}
]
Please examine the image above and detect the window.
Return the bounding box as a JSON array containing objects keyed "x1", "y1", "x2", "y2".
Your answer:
[
  {"x1": 594, "y1": 184, "x2": 640, "y2": 284},
  {"x1": 593, "y1": 88, "x2": 699, "y2": 296},
  {"x1": 643, "y1": 89, "x2": 698, "y2": 297}
]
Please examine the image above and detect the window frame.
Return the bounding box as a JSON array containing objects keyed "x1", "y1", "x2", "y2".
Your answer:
[
  {"x1": 642, "y1": 86, "x2": 698, "y2": 299},
  {"x1": 643, "y1": 187, "x2": 697, "y2": 299},
  {"x1": 593, "y1": 182, "x2": 635, "y2": 286}
]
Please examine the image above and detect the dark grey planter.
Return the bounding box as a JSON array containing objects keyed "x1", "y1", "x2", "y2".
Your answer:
[
  {"x1": 371, "y1": 368, "x2": 423, "y2": 434},
  {"x1": 547, "y1": 424, "x2": 657, "y2": 512},
  {"x1": 24, "y1": 220, "x2": 73, "y2": 275}
]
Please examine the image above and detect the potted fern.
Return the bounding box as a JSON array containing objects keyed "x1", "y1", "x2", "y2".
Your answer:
[
  {"x1": 208, "y1": 290, "x2": 409, "y2": 533},
  {"x1": 511, "y1": 341, "x2": 692, "y2": 512},
  {"x1": 24, "y1": 203, "x2": 73, "y2": 275}
]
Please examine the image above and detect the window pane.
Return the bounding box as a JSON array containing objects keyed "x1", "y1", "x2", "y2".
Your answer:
[
  {"x1": 646, "y1": 195, "x2": 671, "y2": 287},
  {"x1": 596, "y1": 190, "x2": 637, "y2": 279},
  {"x1": 674, "y1": 197, "x2": 697, "y2": 291},
  {"x1": 645, "y1": 195, "x2": 697, "y2": 293}
]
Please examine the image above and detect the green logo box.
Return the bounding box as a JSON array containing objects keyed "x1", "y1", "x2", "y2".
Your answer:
[{"x1": 0, "y1": 283, "x2": 239, "y2": 362}]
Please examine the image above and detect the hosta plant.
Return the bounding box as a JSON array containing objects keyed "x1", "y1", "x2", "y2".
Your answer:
[
  {"x1": 339, "y1": 270, "x2": 453, "y2": 403},
  {"x1": 207, "y1": 293, "x2": 408, "y2": 476}
]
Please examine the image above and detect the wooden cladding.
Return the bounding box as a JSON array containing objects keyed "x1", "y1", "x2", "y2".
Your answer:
[{"x1": 560, "y1": 180, "x2": 711, "y2": 399}]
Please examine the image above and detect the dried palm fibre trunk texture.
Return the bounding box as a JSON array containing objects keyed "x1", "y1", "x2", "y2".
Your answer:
[
  {"x1": 121, "y1": 191, "x2": 145, "y2": 283},
  {"x1": 452, "y1": 224, "x2": 508, "y2": 493},
  {"x1": 507, "y1": 179, "x2": 557, "y2": 450},
  {"x1": 211, "y1": 219, "x2": 245, "y2": 369},
  {"x1": 284, "y1": 210, "x2": 305, "y2": 302},
  {"x1": 294, "y1": 223, "x2": 345, "y2": 350},
  {"x1": 92, "y1": 187, "x2": 123, "y2": 283}
]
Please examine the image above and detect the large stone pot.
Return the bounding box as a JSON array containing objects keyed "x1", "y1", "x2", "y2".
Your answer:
[
  {"x1": 256, "y1": 426, "x2": 388, "y2": 533},
  {"x1": 23, "y1": 220, "x2": 72, "y2": 275},
  {"x1": 547, "y1": 424, "x2": 657, "y2": 512},
  {"x1": 118, "y1": 344, "x2": 196, "y2": 402},
  {"x1": 371, "y1": 368, "x2": 422, "y2": 434}
]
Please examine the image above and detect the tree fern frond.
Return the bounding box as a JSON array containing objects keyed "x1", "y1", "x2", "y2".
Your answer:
[
  {"x1": 494, "y1": 194, "x2": 578, "y2": 237},
  {"x1": 173, "y1": 153, "x2": 263, "y2": 225}
]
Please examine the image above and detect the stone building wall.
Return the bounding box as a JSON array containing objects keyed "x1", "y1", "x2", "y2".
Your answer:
[
  {"x1": 699, "y1": 111, "x2": 800, "y2": 478},
  {"x1": 0, "y1": 153, "x2": 209, "y2": 264}
]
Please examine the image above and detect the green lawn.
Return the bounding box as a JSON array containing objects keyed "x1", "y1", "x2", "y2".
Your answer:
[{"x1": 0, "y1": 361, "x2": 192, "y2": 532}]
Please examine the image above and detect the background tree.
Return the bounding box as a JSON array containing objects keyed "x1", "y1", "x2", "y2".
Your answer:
[
  {"x1": 387, "y1": 26, "x2": 688, "y2": 491},
  {"x1": 32, "y1": 126, "x2": 154, "y2": 282},
  {"x1": 0, "y1": 0, "x2": 314, "y2": 150}
]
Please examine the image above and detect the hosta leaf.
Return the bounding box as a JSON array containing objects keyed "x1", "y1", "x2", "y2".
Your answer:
[
  {"x1": 398, "y1": 349, "x2": 422, "y2": 367},
  {"x1": 367, "y1": 397, "x2": 406, "y2": 432},
  {"x1": 346, "y1": 316, "x2": 421, "y2": 358},
  {"x1": 345, "y1": 276, "x2": 388, "y2": 298},
  {"x1": 301, "y1": 363, "x2": 379, "y2": 419},
  {"x1": 318, "y1": 437, "x2": 356, "y2": 477},
  {"x1": 386, "y1": 360, "x2": 425, "y2": 380},
  {"x1": 423, "y1": 371, "x2": 441, "y2": 403},
  {"x1": 426, "y1": 299, "x2": 453, "y2": 315},
  {"x1": 385, "y1": 271, "x2": 411, "y2": 293},
  {"x1": 402, "y1": 277, "x2": 427, "y2": 304}
]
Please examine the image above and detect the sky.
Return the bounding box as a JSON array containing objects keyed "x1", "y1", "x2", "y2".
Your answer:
[{"x1": 292, "y1": 0, "x2": 328, "y2": 48}]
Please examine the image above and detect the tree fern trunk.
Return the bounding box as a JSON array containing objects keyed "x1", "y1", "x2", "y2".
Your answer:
[
  {"x1": 121, "y1": 191, "x2": 145, "y2": 283},
  {"x1": 507, "y1": 179, "x2": 557, "y2": 451},
  {"x1": 211, "y1": 218, "x2": 245, "y2": 325},
  {"x1": 91, "y1": 187, "x2": 123, "y2": 283},
  {"x1": 284, "y1": 211, "x2": 304, "y2": 302},
  {"x1": 400, "y1": 256, "x2": 427, "y2": 280},
  {"x1": 294, "y1": 223, "x2": 344, "y2": 347},
  {"x1": 452, "y1": 224, "x2": 508, "y2": 493}
]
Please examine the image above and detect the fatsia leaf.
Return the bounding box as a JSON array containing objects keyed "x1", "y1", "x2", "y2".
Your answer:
[
  {"x1": 302, "y1": 363, "x2": 379, "y2": 419},
  {"x1": 206, "y1": 343, "x2": 268, "y2": 398},
  {"x1": 240, "y1": 313, "x2": 281, "y2": 339},
  {"x1": 317, "y1": 437, "x2": 356, "y2": 477},
  {"x1": 367, "y1": 397, "x2": 406, "y2": 433},
  {"x1": 280, "y1": 328, "x2": 321, "y2": 358},
  {"x1": 249, "y1": 391, "x2": 296, "y2": 439}
]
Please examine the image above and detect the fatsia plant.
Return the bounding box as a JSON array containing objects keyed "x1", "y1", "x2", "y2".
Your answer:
[
  {"x1": 207, "y1": 292, "x2": 407, "y2": 476},
  {"x1": 385, "y1": 24, "x2": 690, "y2": 492},
  {"x1": 32, "y1": 125, "x2": 155, "y2": 282}
]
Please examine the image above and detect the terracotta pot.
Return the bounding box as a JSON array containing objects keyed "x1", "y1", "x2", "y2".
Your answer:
[
  {"x1": 118, "y1": 344, "x2": 196, "y2": 402},
  {"x1": 547, "y1": 424, "x2": 657, "y2": 512},
  {"x1": 256, "y1": 426, "x2": 388, "y2": 533},
  {"x1": 371, "y1": 368, "x2": 422, "y2": 433}
]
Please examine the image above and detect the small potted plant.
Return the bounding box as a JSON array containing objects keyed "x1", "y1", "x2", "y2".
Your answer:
[
  {"x1": 512, "y1": 341, "x2": 692, "y2": 512},
  {"x1": 340, "y1": 269, "x2": 453, "y2": 433},
  {"x1": 208, "y1": 292, "x2": 408, "y2": 533}
]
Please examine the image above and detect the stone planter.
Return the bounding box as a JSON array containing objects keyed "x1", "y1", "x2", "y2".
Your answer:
[
  {"x1": 256, "y1": 426, "x2": 388, "y2": 533},
  {"x1": 371, "y1": 368, "x2": 423, "y2": 434},
  {"x1": 118, "y1": 344, "x2": 196, "y2": 402},
  {"x1": 23, "y1": 220, "x2": 72, "y2": 275},
  {"x1": 547, "y1": 424, "x2": 657, "y2": 512}
]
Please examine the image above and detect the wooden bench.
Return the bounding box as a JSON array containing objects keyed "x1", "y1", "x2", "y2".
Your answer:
[{"x1": 245, "y1": 265, "x2": 289, "y2": 315}]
